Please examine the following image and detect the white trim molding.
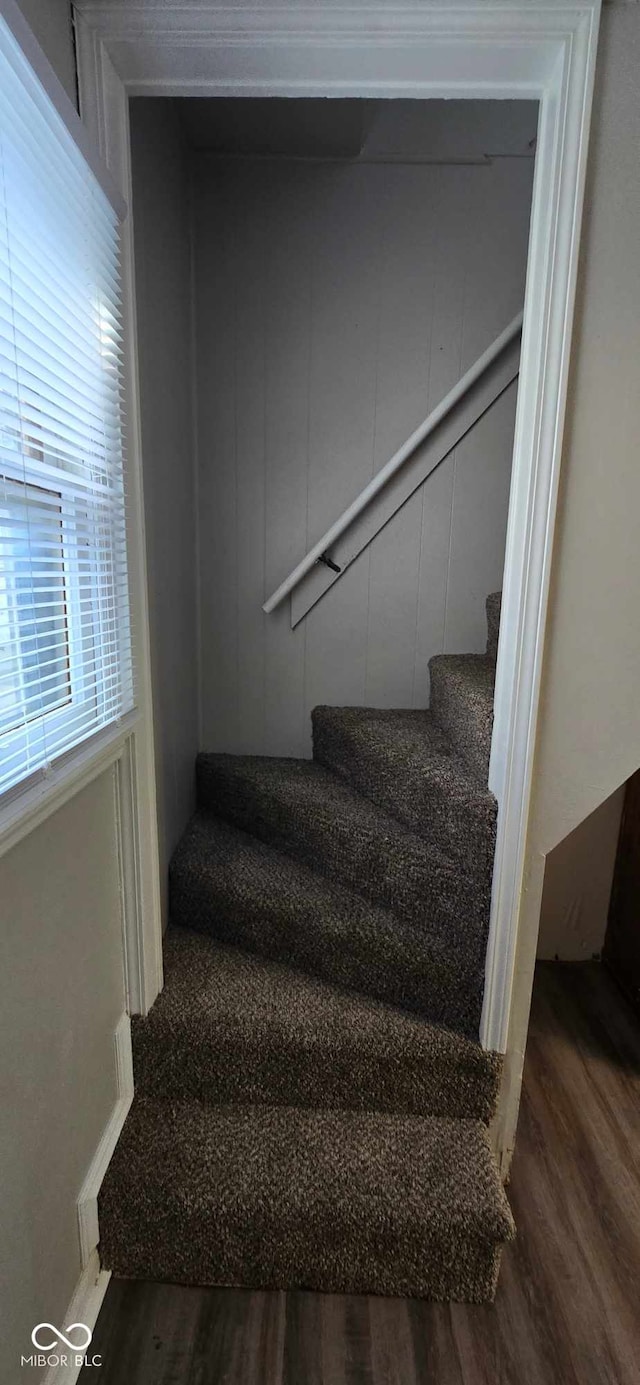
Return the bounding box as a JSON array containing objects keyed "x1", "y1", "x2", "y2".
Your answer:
[
  {"x1": 40, "y1": 1250, "x2": 111, "y2": 1385},
  {"x1": 0, "y1": 717, "x2": 135, "y2": 861},
  {"x1": 74, "y1": 2, "x2": 165, "y2": 1019},
  {"x1": 484, "y1": 8, "x2": 602, "y2": 1049},
  {"x1": 72, "y1": 3, "x2": 601, "y2": 1093},
  {"x1": 0, "y1": 722, "x2": 162, "y2": 1016},
  {"x1": 77, "y1": 1013, "x2": 134, "y2": 1269},
  {"x1": 36, "y1": 1015, "x2": 132, "y2": 1383},
  {"x1": 41, "y1": 1014, "x2": 133, "y2": 1384},
  {"x1": 0, "y1": 0, "x2": 124, "y2": 213}
]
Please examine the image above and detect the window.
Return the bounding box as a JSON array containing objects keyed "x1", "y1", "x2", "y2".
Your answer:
[
  {"x1": 0, "y1": 16, "x2": 133, "y2": 800},
  {"x1": 0, "y1": 479, "x2": 71, "y2": 734}
]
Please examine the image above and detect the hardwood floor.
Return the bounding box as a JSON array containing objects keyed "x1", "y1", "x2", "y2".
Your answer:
[{"x1": 82, "y1": 963, "x2": 640, "y2": 1384}]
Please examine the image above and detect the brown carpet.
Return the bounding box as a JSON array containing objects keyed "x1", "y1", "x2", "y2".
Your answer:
[
  {"x1": 195, "y1": 752, "x2": 492, "y2": 950},
  {"x1": 170, "y1": 811, "x2": 486, "y2": 1036},
  {"x1": 98, "y1": 1098, "x2": 515, "y2": 1301},
  {"x1": 132, "y1": 927, "x2": 502, "y2": 1121},
  {"x1": 98, "y1": 592, "x2": 514, "y2": 1300},
  {"x1": 311, "y1": 705, "x2": 497, "y2": 874}
]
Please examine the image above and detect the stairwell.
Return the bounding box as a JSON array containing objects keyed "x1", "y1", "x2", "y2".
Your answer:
[{"x1": 98, "y1": 590, "x2": 515, "y2": 1300}]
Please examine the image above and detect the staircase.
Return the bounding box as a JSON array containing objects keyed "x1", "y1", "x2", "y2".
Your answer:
[{"x1": 98, "y1": 591, "x2": 515, "y2": 1301}]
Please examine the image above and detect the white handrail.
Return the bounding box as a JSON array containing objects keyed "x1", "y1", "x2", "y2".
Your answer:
[{"x1": 263, "y1": 310, "x2": 523, "y2": 614}]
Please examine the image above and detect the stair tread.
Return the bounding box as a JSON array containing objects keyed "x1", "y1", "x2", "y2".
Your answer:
[
  {"x1": 196, "y1": 752, "x2": 491, "y2": 946},
  {"x1": 98, "y1": 1094, "x2": 515, "y2": 1297},
  {"x1": 202, "y1": 748, "x2": 430, "y2": 826},
  {"x1": 170, "y1": 810, "x2": 485, "y2": 1035},
  {"x1": 134, "y1": 926, "x2": 501, "y2": 1121},
  {"x1": 312, "y1": 705, "x2": 496, "y2": 861}
]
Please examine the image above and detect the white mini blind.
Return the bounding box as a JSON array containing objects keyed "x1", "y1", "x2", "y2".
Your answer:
[{"x1": 0, "y1": 14, "x2": 133, "y2": 799}]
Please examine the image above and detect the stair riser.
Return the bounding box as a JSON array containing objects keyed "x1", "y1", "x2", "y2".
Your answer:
[
  {"x1": 429, "y1": 666, "x2": 494, "y2": 783},
  {"x1": 486, "y1": 592, "x2": 501, "y2": 661},
  {"x1": 98, "y1": 1214, "x2": 505, "y2": 1302},
  {"x1": 132, "y1": 1026, "x2": 499, "y2": 1123},
  {"x1": 169, "y1": 867, "x2": 485, "y2": 1036},
  {"x1": 312, "y1": 719, "x2": 497, "y2": 876},
  {"x1": 196, "y1": 763, "x2": 492, "y2": 945}
]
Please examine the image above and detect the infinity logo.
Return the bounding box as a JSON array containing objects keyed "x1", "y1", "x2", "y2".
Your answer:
[{"x1": 31, "y1": 1323, "x2": 93, "y2": 1352}]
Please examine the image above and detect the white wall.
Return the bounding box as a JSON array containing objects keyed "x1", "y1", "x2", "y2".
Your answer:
[
  {"x1": 130, "y1": 99, "x2": 199, "y2": 922},
  {"x1": 194, "y1": 150, "x2": 534, "y2": 756},
  {"x1": 0, "y1": 9, "x2": 128, "y2": 1381},
  {"x1": 500, "y1": 0, "x2": 640, "y2": 1157}
]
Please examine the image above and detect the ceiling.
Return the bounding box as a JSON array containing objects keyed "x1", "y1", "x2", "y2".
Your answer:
[{"x1": 173, "y1": 98, "x2": 539, "y2": 163}]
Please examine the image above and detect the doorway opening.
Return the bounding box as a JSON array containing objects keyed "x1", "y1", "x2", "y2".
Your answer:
[
  {"x1": 69, "y1": 0, "x2": 602, "y2": 1313},
  {"x1": 130, "y1": 95, "x2": 537, "y2": 958}
]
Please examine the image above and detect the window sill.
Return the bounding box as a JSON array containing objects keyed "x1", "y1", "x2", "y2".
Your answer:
[{"x1": 0, "y1": 710, "x2": 140, "y2": 860}]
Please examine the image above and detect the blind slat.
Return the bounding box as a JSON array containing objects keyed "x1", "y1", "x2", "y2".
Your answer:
[{"x1": 0, "y1": 14, "x2": 133, "y2": 800}]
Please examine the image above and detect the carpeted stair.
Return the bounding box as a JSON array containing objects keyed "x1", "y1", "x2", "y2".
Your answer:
[
  {"x1": 486, "y1": 590, "x2": 502, "y2": 661},
  {"x1": 311, "y1": 706, "x2": 496, "y2": 875},
  {"x1": 98, "y1": 591, "x2": 515, "y2": 1300},
  {"x1": 99, "y1": 1099, "x2": 513, "y2": 1301},
  {"x1": 132, "y1": 928, "x2": 501, "y2": 1120},
  {"x1": 428, "y1": 653, "x2": 496, "y2": 783},
  {"x1": 169, "y1": 813, "x2": 485, "y2": 1034},
  {"x1": 194, "y1": 755, "x2": 491, "y2": 952}
]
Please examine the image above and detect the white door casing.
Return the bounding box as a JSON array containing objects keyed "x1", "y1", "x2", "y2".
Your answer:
[{"x1": 72, "y1": 2, "x2": 601, "y2": 1077}]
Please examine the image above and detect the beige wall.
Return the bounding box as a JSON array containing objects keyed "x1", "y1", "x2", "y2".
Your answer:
[
  {"x1": 537, "y1": 785, "x2": 625, "y2": 961},
  {"x1": 0, "y1": 8, "x2": 127, "y2": 1382},
  {"x1": 532, "y1": 3, "x2": 640, "y2": 858},
  {"x1": 130, "y1": 99, "x2": 199, "y2": 922},
  {"x1": 500, "y1": 0, "x2": 640, "y2": 1159},
  {"x1": 0, "y1": 775, "x2": 125, "y2": 1382}
]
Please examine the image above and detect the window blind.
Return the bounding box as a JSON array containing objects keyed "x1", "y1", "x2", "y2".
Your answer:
[{"x1": 0, "y1": 14, "x2": 133, "y2": 799}]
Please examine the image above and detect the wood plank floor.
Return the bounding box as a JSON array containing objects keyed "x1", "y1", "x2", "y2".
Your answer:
[{"x1": 82, "y1": 962, "x2": 640, "y2": 1384}]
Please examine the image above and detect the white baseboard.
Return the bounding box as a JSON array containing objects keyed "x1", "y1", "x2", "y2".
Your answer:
[
  {"x1": 33, "y1": 1016, "x2": 132, "y2": 1383},
  {"x1": 40, "y1": 1249, "x2": 111, "y2": 1385},
  {"x1": 77, "y1": 1012, "x2": 134, "y2": 1267}
]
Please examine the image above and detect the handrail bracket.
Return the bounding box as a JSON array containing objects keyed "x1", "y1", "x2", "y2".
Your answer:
[{"x1": 317, "y1": 552, "x2": 342, "y2": 575}]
